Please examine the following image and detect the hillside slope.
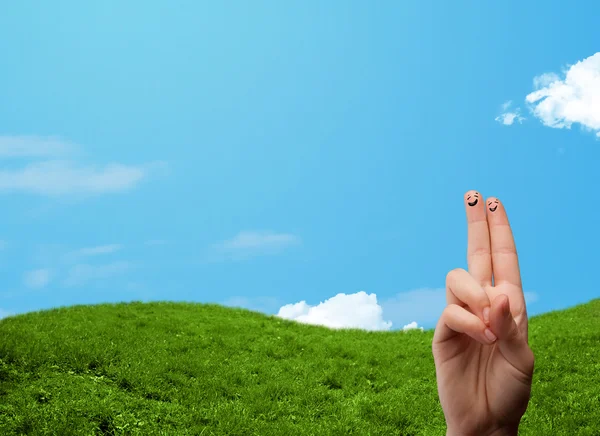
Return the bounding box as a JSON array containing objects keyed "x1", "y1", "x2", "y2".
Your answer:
[{"x1": 0, "y1": 299, "x2": 599, "y2": 435}]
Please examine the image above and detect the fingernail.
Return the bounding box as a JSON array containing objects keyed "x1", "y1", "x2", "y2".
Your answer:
[
  {"x1": 483, "y1": 307, "x2": 490, "y2": 325},
  {"x1": 484, "y1": 329, "x2": 497, "y2": 343}
]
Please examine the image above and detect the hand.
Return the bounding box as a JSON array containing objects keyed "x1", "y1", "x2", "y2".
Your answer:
[{"x1": 431, "y1": 191, "x2": 535, "y2": 436}]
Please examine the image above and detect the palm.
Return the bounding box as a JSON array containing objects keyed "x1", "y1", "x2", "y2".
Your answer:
[{"x1": 432, "y1": 193, "x2": 534, "y2": 435}]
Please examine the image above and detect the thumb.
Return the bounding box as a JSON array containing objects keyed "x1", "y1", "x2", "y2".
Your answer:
[{"x1": 489, "y1": 294, "x2": 534, "y2": 378}]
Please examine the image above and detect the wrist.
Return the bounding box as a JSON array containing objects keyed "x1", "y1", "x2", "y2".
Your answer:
[
  {"x1": 446, "y1": 424, "x2": 519, "y2": 436},
  {"x1": 486, "y1": 426, "x2": 519, "y2": 436}
]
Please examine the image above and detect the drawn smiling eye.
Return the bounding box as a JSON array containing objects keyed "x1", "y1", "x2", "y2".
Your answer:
[
  {"x1": 466, "y1": 192, "x2": 479, "y2": 207},
  {"x1": 488, "y1": 199, "x2": 499, "y2": 212}
]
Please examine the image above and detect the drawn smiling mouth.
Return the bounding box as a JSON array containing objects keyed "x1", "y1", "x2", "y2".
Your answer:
[
  {"x1": 468, "y1": 199, "x2": 478, "y2": 206},
  {"x1": 489, "y1": 205, "x2": 498, "y2": 212}
]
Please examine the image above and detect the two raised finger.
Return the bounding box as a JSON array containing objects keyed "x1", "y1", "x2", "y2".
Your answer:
[{"x1": 464, "y1": 191, "x2": 521, "y2": 288}]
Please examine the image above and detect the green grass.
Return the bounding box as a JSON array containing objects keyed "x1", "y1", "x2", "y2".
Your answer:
[{"x1": 0, "y1": 299, "x2": 599, "y2": 435}]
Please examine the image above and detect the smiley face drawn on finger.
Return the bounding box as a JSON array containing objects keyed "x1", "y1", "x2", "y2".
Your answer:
[
  {"x1": 488, "y1": 199, "x2": 499, "y2": 212},
  {"x1": 466, "y1": 192, "x2": 480, "y2": 207}
]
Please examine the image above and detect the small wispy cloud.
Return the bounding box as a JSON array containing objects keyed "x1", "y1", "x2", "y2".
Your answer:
[
  {"x1": 495, "y1": 101, "x2": 526, "y2": 126},
  {"x1": 58, "y1": 244, "x2": 123, "y2": 265},
  {"x1": 0, "y1": 135, "x2": 77, "y2": 158},
  {"x1": 75, "y1": 244, "x2": 123, "y2": 256},
  {"x1": 0, "y1": 160, "x2": 147, "y2": 196},
  {"x1": 0, "y1": 135, "x2": 167, "y2": 196},
  {"x1": 23, "y1": 268, "x2": 53, "y2": 289},
  {"x1": 63, "y1": 261, "x2": 131, "y2": 287},
  {"x1": 526, "y1": 52, "x2": 600, "y2": 138},
  {"x1": 524, "y1": 291, "x2": 539, "y2": 304},
  {"x1": 212, "y1": 231, "x2": 300, "y2": 260}
]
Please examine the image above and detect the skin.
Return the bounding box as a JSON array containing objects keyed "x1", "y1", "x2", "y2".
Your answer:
[{"x1": 431, "y1": 191, "x2": 535, "y2": 436}]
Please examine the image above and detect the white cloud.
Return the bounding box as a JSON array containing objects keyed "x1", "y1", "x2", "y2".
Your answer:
[
  {"x1": 402, "y1": 321, "x2": 424, "y2": 332},
  {"x1": 213, "y1": 231, "x2": 300, "y2": 260},
  {"x1": 75, "y1": 244, "x2": 123, "y2": 256},
  {"x1": 0, "y1": 135, "x2": 76, "y2": 158},
  {"x1": 63, "y1": 261, "x2": 130, "y2": 287},
  {"x1": 533, "y1": 73, "x2": 561, "y2": 90},
  {"x1": 24, "y1": 268, "x2": 53, "y2": 289},
  {"x1": 495, "y1": 101, "x2": 526, "y2": 126},
  {"x1": 276, "y1": 291, "x2": 393, "y2": 331},
  {"x1": 526, "y1": 52, "x2": 600, "y2": 137},
  {"x1": 496, "y1": 112, "x2": 526, "y2": 126},
  {"x1": 0, "y1": 160, "x2": 148, "y2": 196}
]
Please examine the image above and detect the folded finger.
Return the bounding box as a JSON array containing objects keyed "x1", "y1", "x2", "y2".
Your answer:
[
  {"x1": 433, "y1": 304, "x2": 498, "y2": 346},
  {"x1": 446, "y1": 268, "x2": 493, "y2": 326},
  {"x1": 489, "y1": 294, "x2": 535, "y2": 378}
]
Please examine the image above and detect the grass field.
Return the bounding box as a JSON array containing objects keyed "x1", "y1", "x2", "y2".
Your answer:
[{"x1": 0, "y1": 298, "x2": 599, "y2": 435}]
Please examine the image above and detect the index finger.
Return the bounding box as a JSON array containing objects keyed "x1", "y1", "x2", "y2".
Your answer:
[{"x1": 464, "y1": 190, "x2": 492, "y2": 287}]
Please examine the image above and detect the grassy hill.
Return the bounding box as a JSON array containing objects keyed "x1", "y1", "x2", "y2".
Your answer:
[{"x1": 0, "y1": 298, "x2": 599, "y2": 435}]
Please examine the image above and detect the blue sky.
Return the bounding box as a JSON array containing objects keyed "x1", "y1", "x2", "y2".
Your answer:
[{"x1": 1, "y1": 2, "x2": 599, "y2": 331}]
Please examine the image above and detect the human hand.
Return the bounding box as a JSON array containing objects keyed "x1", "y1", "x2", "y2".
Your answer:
[{"x1": 432, "y1": 191, "x2": 535, "y2": 436}]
